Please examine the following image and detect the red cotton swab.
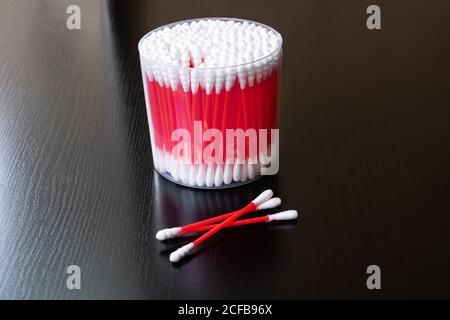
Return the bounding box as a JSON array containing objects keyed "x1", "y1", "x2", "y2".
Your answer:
[
  {"x1": 156, "y1": 195, "x2": 281, "y2": 241},
  {"x1": 190, "y1": 210, "x2": 298, "y2": 232},
  {"x1": 160, "y1": 210, "x2": 297, "y2": 239},
  {"x1": 169, "y1": 189, "x2": 273, "y2": 262}
]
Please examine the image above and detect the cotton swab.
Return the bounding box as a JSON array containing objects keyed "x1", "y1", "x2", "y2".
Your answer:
[
  {"x1": 159, "y1": 210, "x2": 297, "y2": 240},
  {"x1": 156, "y1": 196, "x2": 281, "y2": 240},
  {"x1": 169, "y1": 189, "x2": 273, "y2": 262}
]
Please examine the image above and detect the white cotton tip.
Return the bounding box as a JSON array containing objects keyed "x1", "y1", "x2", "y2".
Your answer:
[
  {"x1": 196, "y1": 164, "x2": 206, "y2": 187},
  {"x1": 215, "y1": 70, "x2": 225, "y2": 93},
  {"x1": 167, "y1": 152, "x2": 173, "y2": 165},
  {"x1": 252, "y1": 189, "x2": 274, "y2": 206},
  {"x1": 240, "y1": 164, "x2": 248, "y2": 182},
  {"x1": 159, "y1": 152, "x2": 166, "y2": 171},
  {"x1": 232, "y1": 163, "x2": 241, "y2": 182},
  {"x1": 144, "y1": 64, "x2": 154, "y2": 81},
  {"x1": 158, "y1": 151, "x2": 166, "y2": 172},
  {"x1": 237, "y1": 65, "x2": 247, "y2": 89},
  {"x1": 214, "y1": 164, "x2": 224, "y2": 187},
  {"x1": 166, "y1": 156, "x2": 173, "y2": 174},
  {"x1": 168, "y1": 65, "x2": 179, "y2": 91},
  {"x1": 155, "y1": 227, "x2": 182, "y2": 240},
  {"x1": 171, "y1": 159, "x2": 180, "y2": 181},
  {"x1": 254, "y1": 163, "x2": 261, "y2": 176},
  {"x1": 255, "y1": 60, "x2": 263, "y2": 83},
  {"x1": 267, "y1": 210, "x2": 298, "y2": 222},
  {"x1": 191, "y1": 69, "x2": 200, "y2": 94},
  {"x1": 225, "y1": 67, "x2": 236, "y2": 91},
  {"x1": 154, "y1": 59, "x2": 163, "y2": 82},
  {"x1": 179, "y1": 67, "x2": 190, "y2": 92},
  {"x1": 152, "y1": 150, "x2": 161, "y2": 171},
  {"x1": 169, "y1": 242, "x2": 194, "y2": 263},
  {"x1": 223, "y1": 163, "x2": 233, "y2": 184},
  {"x1": 248, "y1": 163, "x2": 257, "y2": 180},
  {"x1": 257, "y1": 197, "x2": 281, "y2": 210},
  {"x1": 261, "y1": 58, "x2": 269, "y2": 80},
  {"x1": 163, "y1": 66, "x2": 170, "y2": 88},
  {"x1": 205, "y1": 164, "x2": 215, "y2": 187},
  {"x1": 188, "y1": 165, "x2": 197, "y2": 186},
  {"x1": 160, "y1": 152, "x2": 168, "y2": 172},
  {"x1": 204, "y1": 69, "x2": 215, "y2": 95},
  {"x1": 180, "y1": 164, "x2": 189, "y2": 184}
]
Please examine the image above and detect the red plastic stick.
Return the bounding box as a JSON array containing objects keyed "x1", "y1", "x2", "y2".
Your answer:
[
  {"x1": 192, "y1": 202, "x2": 257, "y2": 246},
  {"x1": 180, "y1": 205, "x2": 258, "y2": 233}
]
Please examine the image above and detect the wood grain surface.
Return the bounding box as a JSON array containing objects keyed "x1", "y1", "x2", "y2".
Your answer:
[{"x1": 0, "y1": 0, "x2": 449, "y2": 299}]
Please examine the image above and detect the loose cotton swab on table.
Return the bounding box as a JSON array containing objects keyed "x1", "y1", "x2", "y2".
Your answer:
[
  {"x1": 139, "y1": 18, "x2": 283, "y2": 189},
  {"x1": 158, "y1": 210, "x2": 297, "y2": 240}
]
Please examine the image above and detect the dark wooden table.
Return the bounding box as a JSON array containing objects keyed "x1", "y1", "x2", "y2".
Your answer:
[{"x1": 0, "y1": 0, "x2": 449, "y2": 299}]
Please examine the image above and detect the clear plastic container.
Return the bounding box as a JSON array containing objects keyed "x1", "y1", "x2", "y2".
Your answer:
[{"x1": 138, "y1": 18, "x2": 282, "y2": 189}]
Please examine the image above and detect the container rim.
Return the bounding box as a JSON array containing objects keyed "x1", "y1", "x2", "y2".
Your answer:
[{"x1": 138, "y1": 17, "x2": 283, "y2": 71}]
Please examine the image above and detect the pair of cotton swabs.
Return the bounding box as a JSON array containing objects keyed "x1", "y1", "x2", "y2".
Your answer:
[{"x1": 155, "y1": 190, "x2": 298, "y2": 262}]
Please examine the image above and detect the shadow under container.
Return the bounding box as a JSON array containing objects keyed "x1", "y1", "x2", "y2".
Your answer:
[{"x1": 138, "y1": 18, "x2": 283, "y2": 189}]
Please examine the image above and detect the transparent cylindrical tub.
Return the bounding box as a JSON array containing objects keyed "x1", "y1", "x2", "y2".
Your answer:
[{"x1": 138, "y1": 18, "x2": 282, "y2": 189}]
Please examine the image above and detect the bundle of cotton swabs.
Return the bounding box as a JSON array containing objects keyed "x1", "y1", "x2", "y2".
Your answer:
[{"x1": 139, "y1": 19, "x2": 283, "y2": 188}]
